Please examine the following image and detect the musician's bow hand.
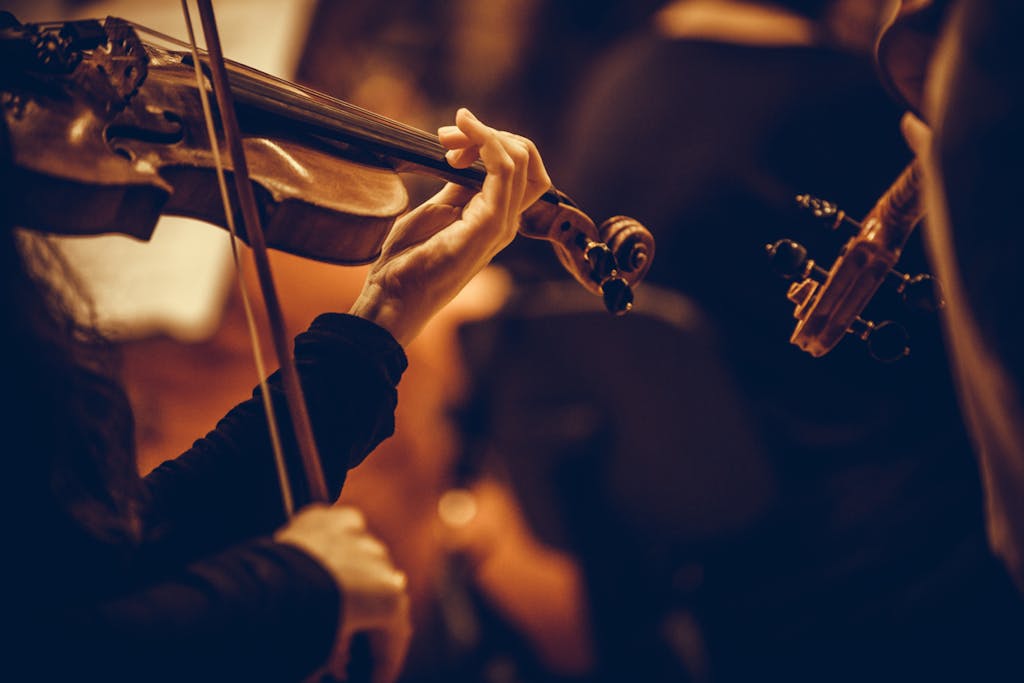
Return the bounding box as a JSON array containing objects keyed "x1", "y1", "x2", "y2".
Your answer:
[{"x1": 275, "y1": 505, "x2": 411, "y2": 683}]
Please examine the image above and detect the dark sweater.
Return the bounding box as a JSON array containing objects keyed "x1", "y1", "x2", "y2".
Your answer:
[{"x1": 7, "y1": 313, "x2": 406, "y2": 682}]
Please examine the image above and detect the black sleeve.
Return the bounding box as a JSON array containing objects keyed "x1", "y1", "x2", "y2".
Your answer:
[
  {"x1": 138, "y1": 313, "x2": 407, "y2": 566},
  {"x1": 11, "y1": 315, "x2": 406, "y2": 682},
  {"x1": 48, "y1": 540, "x2": 341, "y2": 682}
]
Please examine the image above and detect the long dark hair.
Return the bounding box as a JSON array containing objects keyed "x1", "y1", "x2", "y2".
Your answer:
[{"x1": 1, "y1": 198, "x2": 141, "y2": 547}]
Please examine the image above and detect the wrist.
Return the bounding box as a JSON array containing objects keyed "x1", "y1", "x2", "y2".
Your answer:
[{"x1": 348, "y1": 282, "x2": 415, "y2": 346}]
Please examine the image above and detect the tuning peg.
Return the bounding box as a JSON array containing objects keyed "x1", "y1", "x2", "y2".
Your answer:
[
  {"x1": 849, "y1": 317, "x2": 909, "y2": 362},
  {"x1": 601, "y1": 277, "x2": 633, "y2": 315},
  {"x1": 887, "y1": 270, "x2": 945, "y2": 312},
  {"x1": 794, "y1": 194, "x2": 861, "y2": 236},
  {"x1": 766, "y1": 239, "x2": 829, "y2": 282},
  {"x1": 584, "y1": 241, "x2": 618, "y2": 283},
  {"x1": 579, "y1": 235, "x2": 636, "y2": 314}
]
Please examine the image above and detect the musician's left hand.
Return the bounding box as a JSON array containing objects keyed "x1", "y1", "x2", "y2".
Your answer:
[{"x1": 348, "y1": 108, "x2": 551, "y2": 345}]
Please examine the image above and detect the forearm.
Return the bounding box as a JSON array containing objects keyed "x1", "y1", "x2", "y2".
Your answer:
[
  {"x1": 140, "y1": 313, "x2": 407, "y2": 561},
  {"x1": 34, "y1": 540, "x2": 338, "y2": 682}
]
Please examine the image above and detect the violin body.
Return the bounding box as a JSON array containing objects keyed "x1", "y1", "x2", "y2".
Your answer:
[
  {"x1": 1, "y1": 15, "x2": 653, "y2": 311},
  {"x1": 3, "y1": 17, "x2": 403, "y2": 264}
]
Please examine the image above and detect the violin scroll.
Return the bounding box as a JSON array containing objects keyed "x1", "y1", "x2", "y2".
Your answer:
[
  {"x1": 521, "y1": 193, "x2": 654, "y2": 315},
  {"x1": 0, "y1": 12, "x2": 106, "y2": 76}
]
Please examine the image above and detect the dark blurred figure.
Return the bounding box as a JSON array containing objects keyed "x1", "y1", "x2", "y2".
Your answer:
[
  {"x1": 297, "y1": 0, "x2": 664, "y2": 164},
  {"x1": 444, "y1": 0, "x2": 667, "y2": 158},
  {"x1": 486, "y1": 0, "x2": 1024, "y2": 680},
  {"x1": 297, "y1": 0, "x2": 447, "y2": 123},
  {"x1": 453, "y1": 280, "x2": 775, "y2": 683},
  {"x1": 896, "y1": 0, "x2": 1024, "y2": 592}
]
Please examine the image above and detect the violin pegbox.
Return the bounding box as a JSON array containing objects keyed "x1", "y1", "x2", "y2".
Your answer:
[
  {"x1": 766, "y1": 236, "x2": 909, "y2": 362},
  {"x1": 85, "y1": 18, "x2": 149, "y2": 109},
  {"x1": 0, "y1": 13, "x2": 103, "y2": 77},
  {"x1": 766, "y1": 163, "x2": 943, "y2": 362},
  {"x1": 521, "y1": 195, "x2": 654, "y2": 315},
  {"x1": 1, "y1": 15, "x2": 148, "y2": 115}
]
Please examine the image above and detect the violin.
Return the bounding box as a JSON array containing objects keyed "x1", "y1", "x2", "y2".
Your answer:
[
  {"x1": 765, "y1": 0, "x2": 947, "y2": 361},
  {"x1": 0, "y1": 13, "x2": 654, "y2": 316}
]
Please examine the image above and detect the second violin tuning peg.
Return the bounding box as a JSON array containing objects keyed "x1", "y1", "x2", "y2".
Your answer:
[
  {"x1": 766, "y1": 239, "x2": 828, "y2": 282},
  {"x1": 850, "y1": 317, "x2": 910, "y2": 362},
  {"x1": 766, "y1": 239, "x2": 808, "y2": 279},
  {"x1": 888, "y1": 271, "x2": 945, "y2": 313},
  {"x1": 794, "y1": 193, "x2": 861, "y2": 235}
]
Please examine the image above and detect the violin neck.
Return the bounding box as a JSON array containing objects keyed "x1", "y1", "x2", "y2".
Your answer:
[
  {"x1": 189, "y1": 54, "x2": 562, "y2": 206},
  {"x1": 131, "y1": 22, "x2": 562, "y2": 206},
  {"x1": 226, "y1": 69, "x2": 470, "y2": 180}
]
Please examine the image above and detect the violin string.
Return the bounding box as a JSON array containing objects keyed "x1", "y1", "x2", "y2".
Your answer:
[
  {"x1": 235, "y1": 71, "x2": 439, "y2": 148},
  {"x1": 203, "y1": 50, "x2": 444, "y2": 147},
  {"x1": 224, "y1": 67, "x2": 449, "y2": 160},
  {"x1": 133, "y1": 23, "x2": 472, "y2": 170},
  {"x1": 221, "y1": 68, "x2": 561, "y2": 205},
  {"x1": 235, "y1": 76, "x2": 448, "y2": 164},
  {"x1": 134, "y1": 20, "x2": 557, "y2": 206},
  {"x1": 177, "y1": 2, "x2": 295, "y2": 518},
  {"x1": 132, "y1": 23, "x2": 434, "y2": 143},
  {"x1": 54, "y1": 20, "x2": 494, "y2": 187}
]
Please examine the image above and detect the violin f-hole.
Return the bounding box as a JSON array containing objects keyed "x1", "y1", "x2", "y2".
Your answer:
[{"x1": 106, "y1": 107, "x2": 185, "y2": 147}]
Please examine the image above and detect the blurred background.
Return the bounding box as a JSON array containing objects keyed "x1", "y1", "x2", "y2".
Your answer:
[{"x1": 5, "y1": 1, "x2": 1024, "y2": 681}]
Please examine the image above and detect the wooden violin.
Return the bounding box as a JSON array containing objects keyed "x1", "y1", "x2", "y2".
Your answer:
[
  {"x1": 765, "y1": 0, "x2": 947, "y2": 361},
  {"x1": 0, "y1": 13, "x2": 654, "y2": 316}
]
